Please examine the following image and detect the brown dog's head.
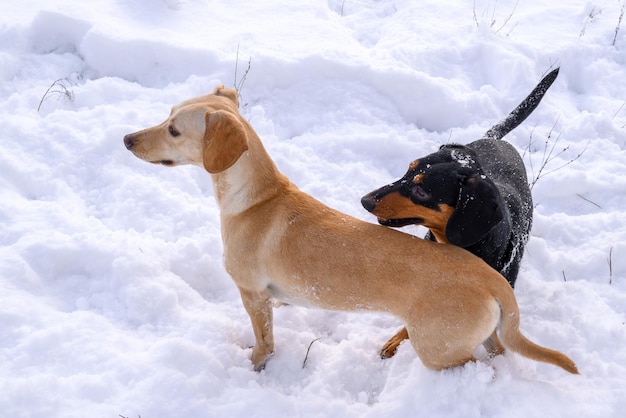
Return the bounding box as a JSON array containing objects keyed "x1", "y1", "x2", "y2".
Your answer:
[
  {"x1": 123, "y1": 86, "x2": 249, "y2": 174},
  {"x1": 361, "y1": 144, "x2": 504, "y2": 247}
]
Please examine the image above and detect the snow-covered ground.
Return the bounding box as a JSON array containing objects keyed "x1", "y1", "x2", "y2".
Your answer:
[{"x1": 1, "y1": 0, "x2": 625, "y2": 417}]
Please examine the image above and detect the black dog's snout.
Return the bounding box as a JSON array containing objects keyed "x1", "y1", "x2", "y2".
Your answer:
[
  {"x1": 124, "y1": 134, "x2": 136, "y2": 150},
  {"x1": 361, "y1": 194, "x2": 378, "y2": 212}
]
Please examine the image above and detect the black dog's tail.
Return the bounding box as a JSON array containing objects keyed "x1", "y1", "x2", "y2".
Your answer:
[{"x1": 483, "y1": 67, "x2": 560, "y2": 141}]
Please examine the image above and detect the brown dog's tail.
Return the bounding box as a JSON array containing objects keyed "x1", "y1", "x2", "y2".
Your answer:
[{"x1": 496, "y1": 287, "x2": 579, "y2": 374}]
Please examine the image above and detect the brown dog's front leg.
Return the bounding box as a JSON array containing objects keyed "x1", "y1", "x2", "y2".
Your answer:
[
  {"x1": 239, "y1": 287, "x2": 275, "y2": 371},
  {"x1": 380, "y1": 327, "x2": 409, "y2": 358}
]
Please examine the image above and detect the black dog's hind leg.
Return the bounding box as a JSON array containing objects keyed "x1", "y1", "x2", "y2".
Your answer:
[{"x1": 483, "y1": 68, "x2": 560, "y2": 141}]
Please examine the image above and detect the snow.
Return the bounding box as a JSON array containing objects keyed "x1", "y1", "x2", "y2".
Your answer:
[{"x1": 1, "y1": 0, "x2": 625, "y2": 416}]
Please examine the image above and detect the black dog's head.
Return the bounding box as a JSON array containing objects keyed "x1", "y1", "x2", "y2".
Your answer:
[{"x1": 361, "y1": 144, "x2": 504, "y2": 247}]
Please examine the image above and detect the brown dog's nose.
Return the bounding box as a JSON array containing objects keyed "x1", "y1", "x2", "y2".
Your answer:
[{"x1": 124, "y1": 134, "x2": 135, "y2": 150}]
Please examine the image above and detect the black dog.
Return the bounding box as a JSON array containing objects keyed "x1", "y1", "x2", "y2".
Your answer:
[{"x1": 361, "y1": 68, "x2": 559, "y2": 357}]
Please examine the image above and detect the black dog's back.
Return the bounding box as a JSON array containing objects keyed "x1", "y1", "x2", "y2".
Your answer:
[
  {"x1": 465, "y1": 139, "x2": 532, "y2": 284},
  {"x1": 463, "y1": 68, "x2": 559, "y2": 284},
  {"x1": 436, "y1": 69, "x2": 558, "y2": 285}
]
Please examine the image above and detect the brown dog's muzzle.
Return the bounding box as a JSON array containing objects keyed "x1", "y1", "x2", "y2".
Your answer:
[
  {"x1": 123, "y1": 134, "x2": 136, "y2": 150},
  {"x1": 123, "y1": 132, "x2": 175, "y2": 166}
]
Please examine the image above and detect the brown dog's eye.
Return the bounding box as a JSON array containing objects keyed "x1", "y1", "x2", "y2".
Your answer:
[{"x1": 168, "y1": 125, "x2": 180, "y2": 137}]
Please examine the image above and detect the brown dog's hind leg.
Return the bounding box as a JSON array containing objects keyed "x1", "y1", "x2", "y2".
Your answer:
[
  {"x1": 239, "y1": 287, "x2": 275, "y2": 371},
  {"x1": 380, "y1": 327, "x2": 409, "y2": 358},
  {"x1": 405, "y1": 325, "x2": 478, "y2": 370},
  {"x1": 482, "y1": 330, "x2": 505, "y2": 358}
]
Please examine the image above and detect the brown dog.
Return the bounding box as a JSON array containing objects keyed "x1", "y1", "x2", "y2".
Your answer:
[{"x1": 123, "y1": 86, "x2": 578, "y2": 375}]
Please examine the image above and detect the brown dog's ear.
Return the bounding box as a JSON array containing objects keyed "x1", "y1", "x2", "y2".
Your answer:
[
  {"x1": 213, "y1": 86, "x2": 239, "y2": 107},
  {"x1": 203, "y1": 110, "x2": 249, "y2": 173},
  {"x1": 446, "y1": 174, "x2": 505, "y2": 247}
]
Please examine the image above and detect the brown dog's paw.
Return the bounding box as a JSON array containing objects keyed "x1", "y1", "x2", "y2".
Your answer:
[
  {"x1": 380, "y1": 327, "x2": 409, "y2": 359},
  {"x1": 483, "y1": 331, "x2": 505, "y2": 358},
  {"x1": 252, "y1": 350, "x2": 275, "y2": 372}
]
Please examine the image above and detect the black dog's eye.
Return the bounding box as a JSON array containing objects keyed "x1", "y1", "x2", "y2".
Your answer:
[
  {"x1": 411, "y1": 185, "x2": 431, "y2": 201},
  {"x1": 168, "y1": 125, "x2": 180, "y2": 137}
]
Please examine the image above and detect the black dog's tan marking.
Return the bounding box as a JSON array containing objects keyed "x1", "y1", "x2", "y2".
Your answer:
[{"x1": 362, "y1": 68, "x2": 560, "y2": 358}]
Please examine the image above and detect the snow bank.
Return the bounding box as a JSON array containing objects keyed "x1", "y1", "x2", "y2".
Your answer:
[{"x1": 1, "y1": 0, "x2": 625, "y2": 417}]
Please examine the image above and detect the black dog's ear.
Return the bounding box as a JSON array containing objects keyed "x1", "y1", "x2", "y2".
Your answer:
[{"x1": 446, "y1": 174, "x2": 505, "y2": 247}]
